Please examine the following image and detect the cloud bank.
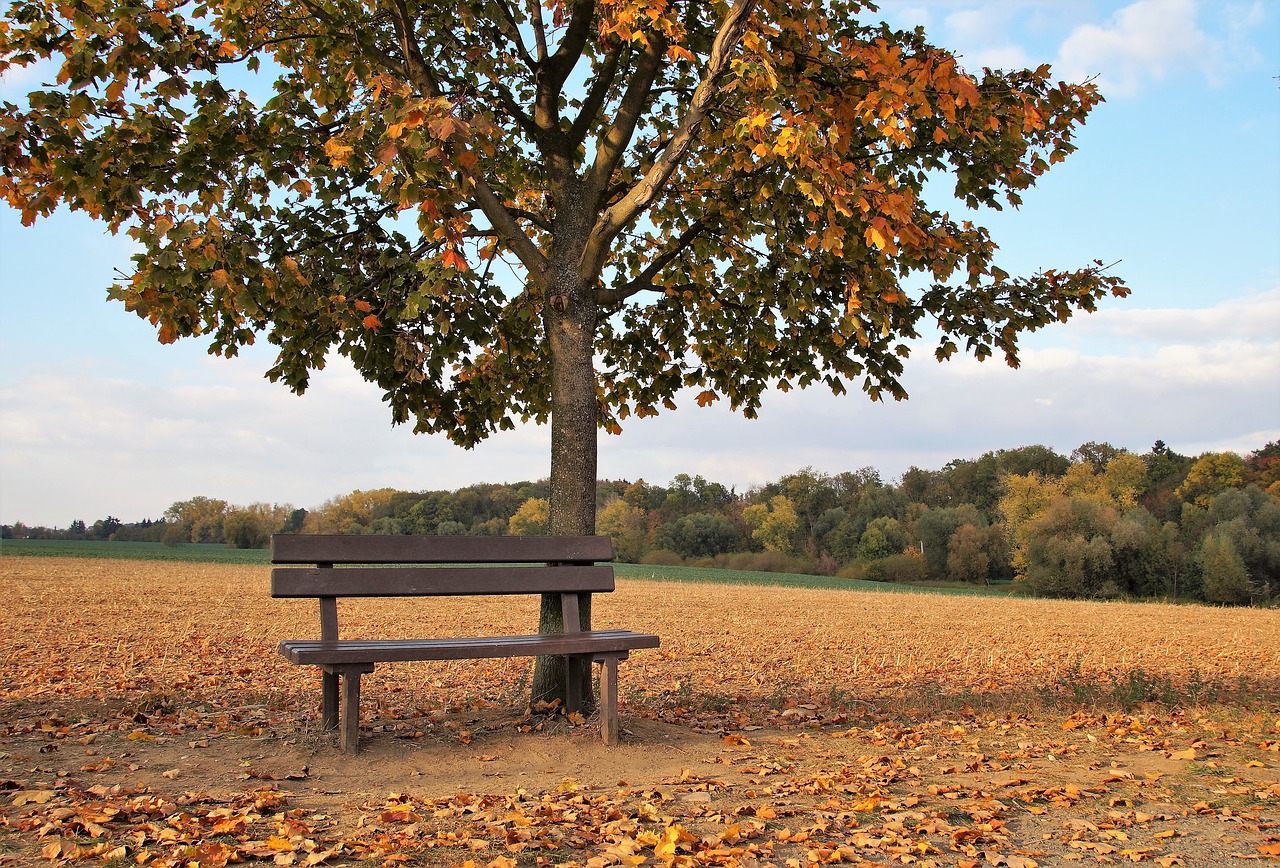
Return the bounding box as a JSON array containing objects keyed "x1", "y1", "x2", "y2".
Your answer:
[{"x1": 3, "y1": 290, "x2": 1275, "y2": 526}]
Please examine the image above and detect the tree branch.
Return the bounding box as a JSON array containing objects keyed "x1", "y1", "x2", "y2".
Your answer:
[
  {"x1": 534, "y1": 0, "x2": 595, "y2": 136},
  {"x1": 566, "y1": 44, "x2": 626, "y2": 150},
  {"x1": 596, "y1": 221, "x2": 708, "y2": 305},
  {"x1": 384, "y1": 0, "x2": 550, "y2": 285},
  {"x1": 582, "y1": 33, "x2": 667, "y2": 208},
  {"x1": 581, "y1": 0, "x2": 755, "y2": 278},
  {"x1": 490, "y1": 0, "x2": 537, "y2": 72},
  {"x1": 528, "y1": 0, "x2": 549, "y2": 62}
]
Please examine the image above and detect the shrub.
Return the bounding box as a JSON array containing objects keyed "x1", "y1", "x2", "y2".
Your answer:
[{"x1": 639, "y1": 549, "x2": 684, "y2": 566}]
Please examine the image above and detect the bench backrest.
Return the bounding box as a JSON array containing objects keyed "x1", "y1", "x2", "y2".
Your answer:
[{"x1": 270, "y1": 533, "x2": 615, "y2": 598}]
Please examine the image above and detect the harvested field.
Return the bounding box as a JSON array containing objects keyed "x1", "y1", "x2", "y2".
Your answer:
[{"x1": 2, "y1": 556, "x2": 1278, "y2": 866}]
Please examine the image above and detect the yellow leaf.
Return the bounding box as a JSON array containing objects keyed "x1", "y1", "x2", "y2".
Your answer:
[
  {"x1": 323, "y1": 137, "x2": 354, "y2": 167},
  {"x1": 1170, "y1": 748, "x2": 1196, "y2": 760},
  {"x1": 266, "y1": 836, "x2": 295, "y2": 852},
  {"x1": 11, "y1": 790, "x2": 56, "y2": 806},
  {"x1": 866, "y1": 226, "x2": 887, "y2": 250}
]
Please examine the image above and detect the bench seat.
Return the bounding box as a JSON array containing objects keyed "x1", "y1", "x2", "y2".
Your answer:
[{"x1": 280, "y1": 629, "x2": 660, "y2": 666}]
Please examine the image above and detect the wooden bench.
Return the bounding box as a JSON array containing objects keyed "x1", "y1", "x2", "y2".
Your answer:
[{"x1": 270, "y1": 533, "x2": 659, "y2": 754}]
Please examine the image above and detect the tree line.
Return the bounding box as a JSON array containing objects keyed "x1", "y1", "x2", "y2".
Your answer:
[{"x1": 4, "y1": 440, "x2": 1277, "y2": 604}]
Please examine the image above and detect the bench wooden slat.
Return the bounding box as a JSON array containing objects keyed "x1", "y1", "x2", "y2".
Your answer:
[
  {"x1": 271, "y1": 533, "x2": 613, "y2": 565},
  {"x1": 271, "y1": 565, "x2": 615, "y2": 598},
  {"x1": 279, "y1": 629, "x2": 660, "y2": 666}
]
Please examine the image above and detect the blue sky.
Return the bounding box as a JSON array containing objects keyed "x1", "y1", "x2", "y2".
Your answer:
[{"x1": 1, "y1": 0, "x2": 1278, "y2": 527}]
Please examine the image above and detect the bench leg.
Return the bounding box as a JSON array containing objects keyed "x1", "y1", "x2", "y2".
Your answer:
[
  {"x1": 565, "y1": 656, "x2": 585, "y2": 715},
  {"x1": 321, "y1": 671, "x2": 339, "y2": 731},
  {"x1": 597, "y1": 655, "x2": 621, "y2": 746},
  {"x1": 340, "y1": 670, "x2": 362, "y2": 754},
  {"x1": 321, "y1": 664, "x2": 374, "y2": 754}
]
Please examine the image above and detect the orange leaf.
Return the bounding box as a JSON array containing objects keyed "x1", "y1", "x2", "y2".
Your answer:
[{"x1": 362, "y1": 314, "x2": 381, "y2": 329}]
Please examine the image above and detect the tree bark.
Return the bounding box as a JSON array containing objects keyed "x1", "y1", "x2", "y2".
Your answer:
[{"x1": 530, "y1": 240, "x2": 599, "y2": 709}]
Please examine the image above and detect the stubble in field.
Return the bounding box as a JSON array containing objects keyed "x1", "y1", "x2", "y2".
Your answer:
[{"x1": 2, "y1": 556, "x2": 1278, "y2": 866}]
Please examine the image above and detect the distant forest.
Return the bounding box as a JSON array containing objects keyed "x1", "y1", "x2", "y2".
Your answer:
[{"x1": 5, "y1": 440, "x2": 1278, "y2": 605}]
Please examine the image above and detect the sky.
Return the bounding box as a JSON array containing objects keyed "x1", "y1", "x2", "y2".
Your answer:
[{"x1": 1, "y1": 0, "x2": 1278, "y2": 527}]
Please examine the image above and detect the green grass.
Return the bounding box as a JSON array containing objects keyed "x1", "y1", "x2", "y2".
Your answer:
[
  {"x1": 1, "y1": 538, "x2": 1010, "y2": 596},
  {"x1": 0, "y1": 539, "x2": 270, "y2": 564},
  {"x1": 614, "y1": 563, "x2": 1012, "y2": 596}
]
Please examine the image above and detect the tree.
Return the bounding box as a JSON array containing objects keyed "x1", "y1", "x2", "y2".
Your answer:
[
  {"x1": 946, "y1": 523, "x2": 1005, "y2": 584},
  {"x1": 1199, "y1": 533, "x2": 1250, "y2": 605},
  {"x1": 1071, "y1": 441, "x2": 1126, "y2": 472},
  {"x1": 743, "y1": 495, "x2": 800, "y2": 555},
  {"x1": 1245, "y1": 441, "x2": 1280, "y2": 497},
  {"x1": 856, "y1": 515, "x2": 908, "y2": 561},
  {"x1": 509, "y1": 497, "x2": 550, "y2": 536},
  {"x1": 90, "y1": 515, "x2": 123, "y2": 540},
  {"x1": 304, "y1": 488, "x2": 400, "y2": 534},
  {"x1": 223, "y1": 509, "x2": 271, "y2": 549},
  {"x1": 913, "y1": 503, "x2": 985, "y2": 579},
  {"x1": 1, "y1": 0, "x2": 1126, "y2": 704},
  {"x1": 1176, "y1": 452, "x2": 1246, "y2": 509},
  {"x1": 653, "y1": 512, "x2": 740, "y2": 559},
  {"x1": 164, "y1": 497, "x2": 229, "y2": 543},
  {"x1": 596, "y1": 498, "x2": 648, "y2": 562}
]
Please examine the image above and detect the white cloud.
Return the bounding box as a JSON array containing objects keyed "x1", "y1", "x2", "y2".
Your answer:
[
  {"x1": 1087, "y1": 289, "x2": 1280, "y2": 342},
  {"x1": 938, "y1": 6, "x2": 1033, "y2": 71},
  {"x1": 1056, "y1": 0, "x2": 1216, "y2": 95},
  {"x1": 3, "y1": 286, "x2": 1276, "y2": 525}
]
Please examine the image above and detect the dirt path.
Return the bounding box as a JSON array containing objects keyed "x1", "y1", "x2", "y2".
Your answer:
[{"x1": 3, "y1": 696, "x2": 1278, "y2": 866}]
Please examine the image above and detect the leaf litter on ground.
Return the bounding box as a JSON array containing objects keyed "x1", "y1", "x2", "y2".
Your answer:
[{"x1": 1, "y1": 556, "x2": 1278, "y2": 866}]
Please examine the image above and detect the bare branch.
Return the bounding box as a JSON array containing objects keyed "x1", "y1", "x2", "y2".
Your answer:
[
  {"x1": 566, "y1": 44, "x2": 626, "y2": 150},
  {"x1": 582, "y1": 33, "x2": 667, "y2": 208},
  {"x1": 529, "y1": 0, "x2": 549, "y2": 62}
]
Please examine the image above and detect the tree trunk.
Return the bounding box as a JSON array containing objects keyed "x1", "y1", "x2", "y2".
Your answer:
[{"x1": 530, "y1": 255, "x2": 599, "y2": 709}]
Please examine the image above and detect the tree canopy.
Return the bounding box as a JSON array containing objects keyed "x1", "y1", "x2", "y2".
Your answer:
[
  {"x1": 3, "y1": 0, "x2": 1130, "y2": 702},
  {"x1": 3, "y1": 0, "x2": 1124, "y2": 486}
]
